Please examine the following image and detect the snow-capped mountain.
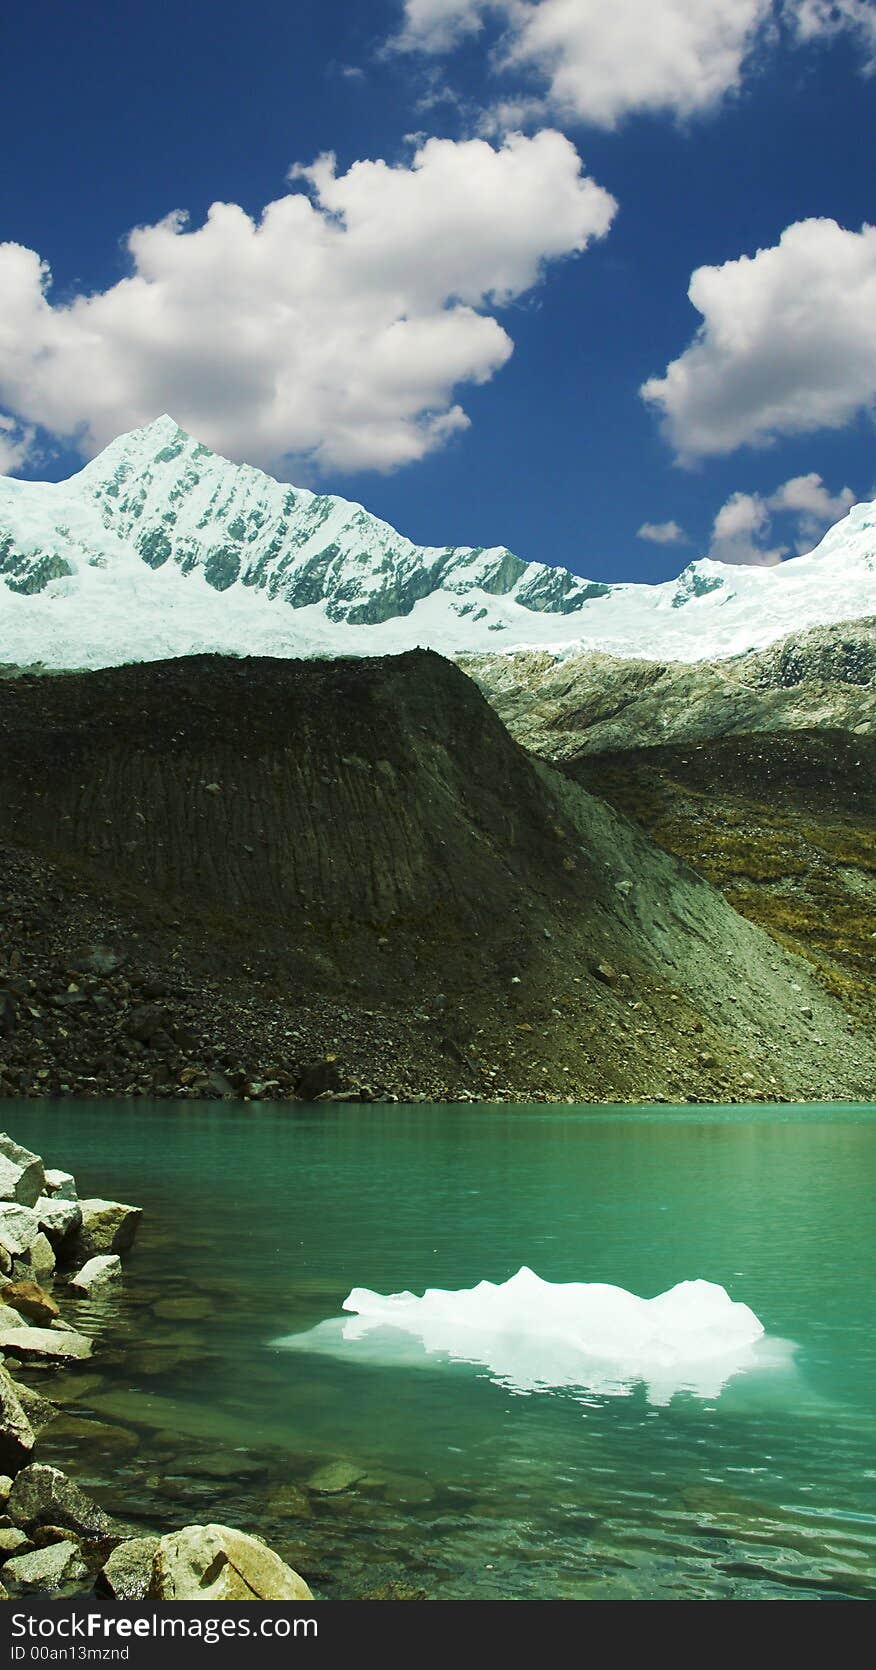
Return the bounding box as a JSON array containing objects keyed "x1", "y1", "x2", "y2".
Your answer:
[{"x1": 1, "y1": 415, "x2": 875, "y2": 670}]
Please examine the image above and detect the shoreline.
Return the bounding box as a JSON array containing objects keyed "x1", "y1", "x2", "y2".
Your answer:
[{"x1": 0, "y1": 1128, "x2": 315, "y2": 1603}]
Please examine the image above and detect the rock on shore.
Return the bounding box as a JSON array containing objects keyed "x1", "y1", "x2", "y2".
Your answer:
[
  {"x1": 150, "y1": 1525, "x2": 314, "y2": 1601},
  {"x1": 0, "y1": 1129, "x2": 313, "y2": 1603}
]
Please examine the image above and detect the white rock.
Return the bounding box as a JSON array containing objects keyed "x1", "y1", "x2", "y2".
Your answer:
[
  {"x1": 12, "y1": 1232, "x2": 56, "y2": 1282},
  {"x1": 36, "y1": 1195, "x2": 82, "y2": 1245},
  {"x1": 69, "y1": 1256, "x2": 122, "y2": 1295},
  {"x1": 43, "y1": 1170, "x2": 77, "y2": 1201},
  {"x1": 150, "y1": 1524, "x2": 313, "y2": 1601},
  {"x1": 3, "y1": 1540, "x2": 86, "y2": 1590},
  {"x1": 0, "y1": 1203, "x2": 41, "y2": 1258},
  {"x1": 0, "y1": 1136, "x2": 45, "y2": 1210},
  {"x1": 0, "y1": 1363, "x2": 36, "y2": 1473},
  {"x1": 0, "y1": 1326, "x2": 92, "y2": 1363},
  {"x1": 98, "y1": 1536, "x2": 160, "y2": 1601}
]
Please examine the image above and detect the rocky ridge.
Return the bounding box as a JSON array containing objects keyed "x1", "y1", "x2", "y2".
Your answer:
[{"x1": 462, "y1": 616, "x2": 876, "y2": 759}]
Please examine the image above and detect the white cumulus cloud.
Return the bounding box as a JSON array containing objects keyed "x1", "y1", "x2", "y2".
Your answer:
[
  {"x1": 785, "y1": 0, "x2": 876, "y2": 66},
  {"x1": 707, "y1": 490, "x2": 787, "y2": 565},
  {"x1": 706, "y1": 472, "x2": 857, "y2": 565},
  {"x1": 0, "y1": 131, "x2": 615, "y2": 476},
  {"x1": 393, "y1": 1, "x2": 772, "y2": 127},
  {"x1": 641, "y1": 218, "x2": 876, "y2": 460},
  {"x1": 0, "y1": 413, "x2": 36, "y2": 476},
  {"x1": 637, "y1": 519, "x2": 688, "y2": 544},
  {"x1": 767, "y1": 471, "x2": 857, "y2": 550},
  {"x1": 394, "y1": 0, "x2": 495, "y2": 53}
]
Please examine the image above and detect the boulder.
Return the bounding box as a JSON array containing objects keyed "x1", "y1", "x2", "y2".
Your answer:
[
  {"x1": 0, "y1": 1473, "x2": 13, "y2": 1507},
  {"x1": 124, "y1": 1003, "x2": 165, "y2": 1043},
  {"x1": 69, "y1": 1256, "x2": 122, "y2": 1295},
  {"x1": 36, "y1": 1196, "x2": 82, "y2": 1247},
  {"x1": 15, "y1": 1380, "x2": 58, "y2": 1440},
  {"x1": 296, "y1": 1059, "x2": 343, "y2": 1100},
  {"x1": 1, "y1": 1280, "x2": 60, "y2": 1324},
  {"x1": 97, "y1": 1536, "x2": 160, "y2": 1601},
  {"x1": 7, "y1": 1464, "x2": 125, "y2": 1540},
  {"x1": 0, "y1": 1363, "x2": 36, "y2": 1473},
  {"x1": 43, "y1": 1170, "x2": 77, "y2": 1202},
  {"x1": 12, "y1": 1232, "x2": 56, "y2": 1282},
  {"x1": 150, "y1": 1524, "x2": 313, "y2": 1601},
  {"x1": 0, "y1": 1136, "x2": 45, "y2": 1210},
  {"x1": 0, "y1": 1203, "x2": 41, "y2": 1259},
  {"x1": 74, "y1": 1200, "x2": 142, "y2": 1259},
  {"x1": 0, "y1": 1526, "x2": 29, "y2": 1555},
  {"x1": 3, "y1": 1539, "x2": 87, "y2": 1590},
  {"x1": 0, "y1": 1327, "x2": 92, "y2": 1365}
]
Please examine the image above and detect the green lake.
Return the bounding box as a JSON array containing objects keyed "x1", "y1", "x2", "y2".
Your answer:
[{"x1": 5, "y1": 1100, "x2": 875, "y2": 1600}]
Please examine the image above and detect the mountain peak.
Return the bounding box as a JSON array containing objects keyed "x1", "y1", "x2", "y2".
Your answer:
[{"x1": 1, "y1": 421, "x2": 875, "y2": 671}]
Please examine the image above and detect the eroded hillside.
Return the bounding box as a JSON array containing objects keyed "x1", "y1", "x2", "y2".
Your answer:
[{"x1": 0, "y1": 652, "x2": 870, "y2": 1104}]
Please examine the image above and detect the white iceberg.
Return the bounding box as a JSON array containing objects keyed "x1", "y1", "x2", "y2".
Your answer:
[{"x1": 275, "y1": 1267, "x2": 785, "y2": 1406}]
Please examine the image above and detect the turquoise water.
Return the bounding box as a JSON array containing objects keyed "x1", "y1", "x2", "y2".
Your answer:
[{"x1": 5, "y1": 1100, "x2": 876, "y2": 1600}]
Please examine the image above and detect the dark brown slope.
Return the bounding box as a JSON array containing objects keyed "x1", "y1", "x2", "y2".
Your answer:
[{"x1": 0, "y1": 652, "x2": 871, "y2": 1104}]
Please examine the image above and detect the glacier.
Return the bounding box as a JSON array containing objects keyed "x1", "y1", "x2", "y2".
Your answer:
[
  {"x1": 1, "y1": 414, "x2": 875, "y2": 669},
  {"x1": 275, "y1": 1268, "x2": 787, "y2": 1406}
]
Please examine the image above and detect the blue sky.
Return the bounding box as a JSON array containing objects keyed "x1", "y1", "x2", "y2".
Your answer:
[{"x1": 2, "y1": 1, "x2": 876, "y2": 582}]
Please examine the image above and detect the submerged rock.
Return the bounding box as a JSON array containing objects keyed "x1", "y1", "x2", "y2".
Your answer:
[
  {"x1": 152, "y1": 1296, "x2": 210, "y2": 1322},
  {"x1": 97, "y1": 1535, "x2": 160, "y2": 1601},
  {"x1": 263, "y1": 1482, "x2": 311, "y2": 1519},
  {"x1": 0, "y1": 1135, "x2": 45, "y2": 1210},
  {"x1": 69, "y1": 1255, "x2": 122, "y2": 1295},
  {"x1": 37, "y1": 1372, "x2": 104, "y2": 1408},
  {"x1": 305, "y1": 1460, "x2": 366, "y2": 1495},
  {"x1": 179, "y1": 1451, "x2": 266, "y2": 1481},
  {"x1": 49, "y1": 1419, "x2": 138, "y2": 1458},
  {"x1": 3, "y1": 1539, "x2": 87, "y2": 1590},
  {"x1": 74, "y1": 1199, "x2": 142, "y2": 1259},
  {"x1": 150, "y1": 1524, "x2": 314, "y2": 1601}
]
